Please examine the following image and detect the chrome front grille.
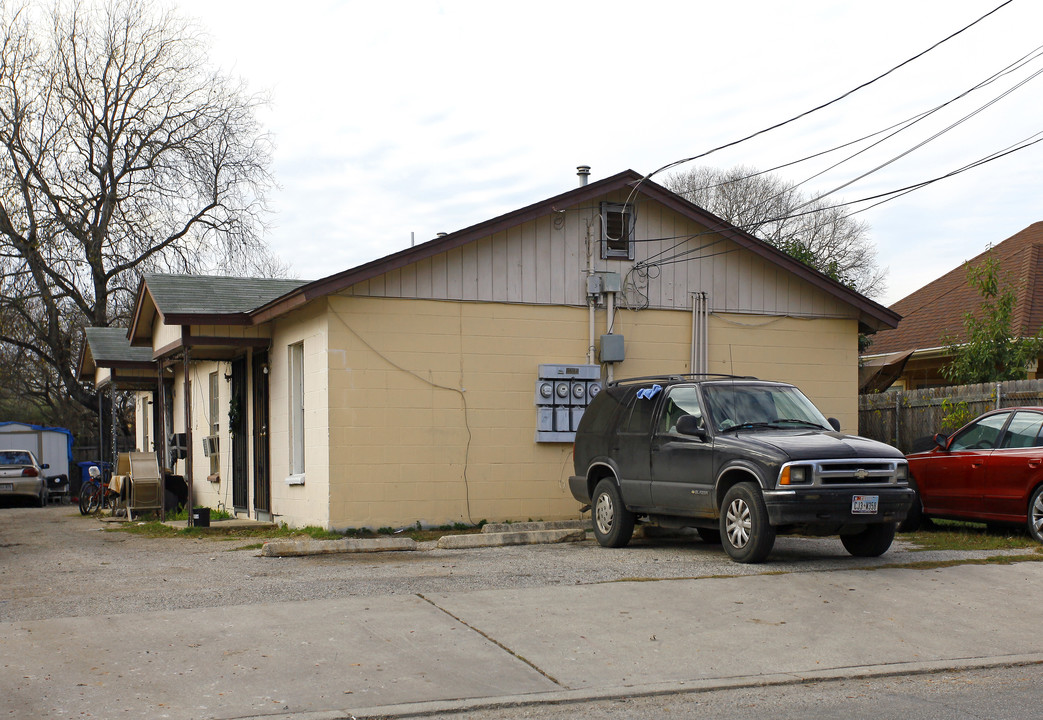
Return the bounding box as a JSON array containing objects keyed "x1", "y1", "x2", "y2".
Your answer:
[{"x1": 814, "y1": 459, "x2": 903, "y2": 485}]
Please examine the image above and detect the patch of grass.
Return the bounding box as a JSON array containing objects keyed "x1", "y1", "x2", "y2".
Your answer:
[
  {"x1": 105, "y1": 517, "x2": 488, "y2": 543},
  {"x1": 901, "y1": 518, "x2": 1042, "y2": 552},
  {"x1": 110, "y1": 521, "x2": 180, "y2": 538},
  {"x1": 164, "y1": 507, "x2": 235, "y2": 522},
  {"x1": 869, "y1": 553, "x2": 1043, "y2": 571},
  {"x1": 231, "y1": 542, "x2": 265, "y2": 551}
]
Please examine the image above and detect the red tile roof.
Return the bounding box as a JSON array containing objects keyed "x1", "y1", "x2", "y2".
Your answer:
[{"x1": 869, "y1": 222, "x2": 1043, "y2": 355}]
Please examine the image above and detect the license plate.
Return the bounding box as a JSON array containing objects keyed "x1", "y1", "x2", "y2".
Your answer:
[
  {"x1": 0, "y1": 483, "x2": 12, "y2": 492},
  {"x1": 852, "y1": 495, "x2": 879, "y2": 514}
]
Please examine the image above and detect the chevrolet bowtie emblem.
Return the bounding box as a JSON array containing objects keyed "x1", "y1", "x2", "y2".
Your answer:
[{"x1": 855, "y1": 469, "x2": 869, "y2": 480}]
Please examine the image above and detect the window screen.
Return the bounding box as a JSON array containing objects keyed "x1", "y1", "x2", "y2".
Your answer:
[{"x1": 601, "y1": 202, "x2": 635, "y2": 259}]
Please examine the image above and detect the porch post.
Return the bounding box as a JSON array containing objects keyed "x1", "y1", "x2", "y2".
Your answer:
[
  {"x1": 110, "y1": 385, "x2": 118, "y2": 466},
  {"x1": 183, "y1": 345, "x2": 194, "y2": 524},
  {"x1": 97, "y1": 390, "x2": 104, "y2": 462},
  {"x1": 156, "y1": 362, "x2": 167, "y2": 519}
]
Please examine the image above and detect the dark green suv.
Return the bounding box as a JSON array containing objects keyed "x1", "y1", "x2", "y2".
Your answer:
[{"x1": 569, "y1": 375, "x2": 913, "y2": 563}]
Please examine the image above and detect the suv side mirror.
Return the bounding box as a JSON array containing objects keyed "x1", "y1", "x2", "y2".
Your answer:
[
  {"x1": 827, "y1": 418, "x2": 841, "y2": 432},
  {"x1": 933, "y1": 432, "x2": 949, "y2": 451},
  {"x1": 676, "y1": 414, "x2": 708, "y2": 440}
]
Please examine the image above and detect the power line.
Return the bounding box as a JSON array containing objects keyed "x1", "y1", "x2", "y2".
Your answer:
[
  {"x1": 672, "y1": 41, "x2": 1043, "y2": 211},
  {"x1": 621, "y1": 129, "x2": 1043, "y2": 278},
  {"x1": 792, "y1": 64, "x2": 1043, "y2": 214},
  {"x1": 638, "y1": 0, "x2": 1015, "y2": 185}
]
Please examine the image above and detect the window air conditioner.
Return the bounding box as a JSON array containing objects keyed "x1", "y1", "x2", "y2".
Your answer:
[{"x1": 201, "y1": 435, "x2": 219, "y2": 457}]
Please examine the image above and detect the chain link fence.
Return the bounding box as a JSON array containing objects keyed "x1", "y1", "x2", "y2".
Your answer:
[{"x1": 858, "y1": 379, "x2": 1043, "y2": 453}]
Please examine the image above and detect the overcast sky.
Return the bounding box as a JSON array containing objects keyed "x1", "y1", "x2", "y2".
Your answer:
[{"x1": 175, "y1": 0, "x2": 1043, "y2": 307}]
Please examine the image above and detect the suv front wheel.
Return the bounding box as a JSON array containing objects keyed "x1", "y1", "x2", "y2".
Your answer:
[
  {"x1": 591, "y1": 479, "x2": 635, "y2": 548},
  {"x1": 720, "y1": 482, "x2": 776, "y2": 563}
]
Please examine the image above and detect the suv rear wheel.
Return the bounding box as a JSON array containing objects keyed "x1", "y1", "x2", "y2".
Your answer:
[
  {"x1": 591, "y1": 479, "x2": 635, "y2": 548},
  {"x1": 720, "y1": 482, "x2": 775, "y2": 563}
]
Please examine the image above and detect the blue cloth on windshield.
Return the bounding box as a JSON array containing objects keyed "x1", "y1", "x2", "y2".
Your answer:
[{"x1": 636, "y1": 384, "x2": 662, "y2": 400}]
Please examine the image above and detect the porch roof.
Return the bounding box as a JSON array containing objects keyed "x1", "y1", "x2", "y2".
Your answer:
[
  {"x1": 128, "y1": 274, "x2": 310, "y2": 347},
  {"x1": 77, "y1": 327, "x2": 158, "y2": 390}
]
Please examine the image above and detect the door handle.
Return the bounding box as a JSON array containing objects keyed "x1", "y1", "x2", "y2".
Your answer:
[{"x1": 1029, "y1": 459, "x2": 1041, "y2": 469}]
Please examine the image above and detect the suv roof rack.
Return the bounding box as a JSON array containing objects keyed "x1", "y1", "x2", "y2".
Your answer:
[{"x1": 608, "y1": 373, "x2": 759, "y2": 387}]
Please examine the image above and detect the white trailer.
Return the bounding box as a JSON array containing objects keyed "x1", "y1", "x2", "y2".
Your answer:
[{"x1": 0, "y1": 422, "x2": 75, "y2": 500}]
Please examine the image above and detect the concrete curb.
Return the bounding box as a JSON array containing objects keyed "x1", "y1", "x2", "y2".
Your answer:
[
  {"x1": 481, "y1": 520, "x2": 589, "y2": 533},
  {"x1": 237, "y1": 654, "x2": 1043, "y2": 720},
  {"x1": 261, "y1": 536, "x2": 417, "y2": 557},
  {"x1": 437, "y1": 528, "x2": 586, "y2": 549},
  {"x1": 258, "y1": 522, "x2": 591, "y2": 557}
]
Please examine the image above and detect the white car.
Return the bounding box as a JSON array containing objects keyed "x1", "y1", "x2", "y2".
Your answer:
[{"x1": 0, "y1": 450, "x2": 50, "y2": 506}]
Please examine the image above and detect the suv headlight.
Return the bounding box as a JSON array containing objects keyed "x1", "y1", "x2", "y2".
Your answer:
[
  {"x1": 779, "y1": 464, "x2": 811, "y2": 485},
  {"x1": 895, "y1": 463, "x2": 909, "y2": 482}
]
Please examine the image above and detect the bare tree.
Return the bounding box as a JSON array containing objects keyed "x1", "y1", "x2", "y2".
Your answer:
[
  {"x1": 0, "y1": 0, "x2": 284, "y2": 420},
  {"x1": 665, "y1": 165, "x2": 886, "y2": 298}
]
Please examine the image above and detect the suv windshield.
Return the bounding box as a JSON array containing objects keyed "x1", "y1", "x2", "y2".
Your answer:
[{"x1": 702, "y1": 383, "x2": 830, "y2": 432}]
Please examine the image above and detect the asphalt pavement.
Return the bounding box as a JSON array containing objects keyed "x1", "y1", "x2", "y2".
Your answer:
[{"x1": 3, "y1": 514, "x2": 1043, "y2": 719}]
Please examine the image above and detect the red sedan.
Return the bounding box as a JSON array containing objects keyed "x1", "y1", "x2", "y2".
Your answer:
[{"x1": 904, "y1": 407, "x2": 1043, "y2": 541}]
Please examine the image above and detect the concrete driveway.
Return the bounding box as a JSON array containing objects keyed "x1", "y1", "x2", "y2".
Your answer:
[{"x1": 2, "y1": 505, "x2": 1042, "y2": 719}]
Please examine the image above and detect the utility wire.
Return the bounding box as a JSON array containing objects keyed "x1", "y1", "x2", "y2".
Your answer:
[
  {"x1": 633, "y1": 47, "x2": 1043, "y2": 280},
  {"x1": 610, "y1": 1, "x2": 1029, "y2": 305},
  {"x1": 638, "y1": 0, "x2": 1015, "y2": 186},
  {"x1": 622, "y1": 129, "x2": 1043, "y2": 274},
  {"x1": 792, "y1": 64, "x2": 1043, "y2": 214},
  {"x1": 673, "y1": 42, "x2": 1043, "y2": 212}
]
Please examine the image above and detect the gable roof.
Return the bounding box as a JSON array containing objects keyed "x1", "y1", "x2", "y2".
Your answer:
[
  {"x1": 868, "y1": 222, "x2": 1043, "y2": 355},
  {"x1": 77, "y1": 327, "x2": 156, "y2": 380},
  {"x1": 250, "y1": 169, "x2": 900, "y2": 332},
  {"x1": 123, "y1": 169, "x2": 900, "y2": 343},
  {"x1": 129, "y1": 274, "x2": 310, "y2": 345}
]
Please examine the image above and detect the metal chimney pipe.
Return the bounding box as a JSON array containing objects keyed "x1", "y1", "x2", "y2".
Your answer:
[{"x1": 577, "y1": 165, "x2": 591, "y2": 186}]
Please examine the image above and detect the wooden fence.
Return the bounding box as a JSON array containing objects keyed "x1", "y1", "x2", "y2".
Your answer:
[{"x1": 858, "y1": 379, "x2": 1043, "y2": 453}]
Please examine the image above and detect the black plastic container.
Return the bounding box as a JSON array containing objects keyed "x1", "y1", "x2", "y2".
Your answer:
[{"x1": 191, "y1": 507, "x2": 210, "y2": 527}]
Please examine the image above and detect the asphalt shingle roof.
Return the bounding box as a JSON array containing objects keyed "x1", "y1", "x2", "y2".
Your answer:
[
  {"x1": 143, "y1": 274, "x2": 310, "y2": 316},
  {"x1": 83, "y1": 327, "x2": 154, "y2": 365},
  {"x1": 870, "y1": 222, "x2": 1043, "y2": 355}
]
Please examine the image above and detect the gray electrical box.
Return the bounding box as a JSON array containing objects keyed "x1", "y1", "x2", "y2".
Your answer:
[
  {"x1": 599, "y1": 334, "x2": 625, "y2": 363},
  {"x1": 535, "y1": 364, "x2": 602, "y2": 442},
  {"x1": 601, "y1": 272, "x2": 622, "y2": 293}
]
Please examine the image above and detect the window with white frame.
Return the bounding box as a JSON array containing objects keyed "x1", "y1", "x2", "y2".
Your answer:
[
  {"x1": 140, "y1": 396, "x2": 150, "y2": 451},
  {"x1": 289, "y1": 342, "x2": 305, "y2": 475},
  {"x1": 208, "y1": 371, "x2": 220, "y2": 475},
  {"x1": 600, "y1": 202, "x2": 635, "y2": 260}
]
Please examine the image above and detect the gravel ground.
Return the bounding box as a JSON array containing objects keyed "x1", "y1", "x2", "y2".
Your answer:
[{"x1": 2, "y1": 504, "x2": 1038, "y2": 624}]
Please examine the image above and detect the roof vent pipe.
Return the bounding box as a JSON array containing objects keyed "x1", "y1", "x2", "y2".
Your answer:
[{"x1": 577, "y1": 165, "x2": 590, "y2": 186}]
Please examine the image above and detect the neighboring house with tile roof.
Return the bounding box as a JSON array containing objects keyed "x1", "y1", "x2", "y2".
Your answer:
[
  {"x1": 861, "y1": 222, "x2": 1043, "y2": 391},
  {"x1": 79, "y1": 169, "x2": 899, "y2": 530}
]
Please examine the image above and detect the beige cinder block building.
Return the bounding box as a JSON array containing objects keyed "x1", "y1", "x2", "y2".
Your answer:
[{"x1": 79, "y1": 170, "x2": 899, "y2": 530}]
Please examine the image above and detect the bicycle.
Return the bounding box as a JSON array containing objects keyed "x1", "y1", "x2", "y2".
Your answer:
[{"x1": 78, "y1": 465, "x2": 120, "y2": 515}]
